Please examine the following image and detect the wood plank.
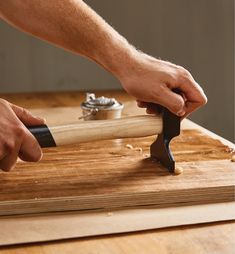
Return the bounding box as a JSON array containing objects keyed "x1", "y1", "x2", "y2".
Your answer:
[
  {"x1": 1, "y1": 222, "x2": 234, "y2": 254},
  {"x1": 0, "y1": 91, "x2": 234, "y2": 249},
  {"x1": 0, "y1": 106, "x2": 234, "y2": 215},
  {"x1": 0, "y1": 202, "x2": 234, "y2": 246}
]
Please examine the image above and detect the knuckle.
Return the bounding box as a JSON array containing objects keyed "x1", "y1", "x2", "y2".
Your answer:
[
  {"x1": 195, "y1": 85, "x2": 208, "y2": 106},
  {"x1": 0, "y1": 98, "x2": 9, "y2": 106},
  {"x1": 21, "y1": 108, "x2": 30, "y2": 118},
  {"x1": 177, "y1": 67, "x2": 192, "y2": 82},
  {"x1": 151, "y1": 86, "x2": 164, "y2": 100},
  {"x1": 4, "y1": 140, "x2": 15, "y2": 153},
  {"x1": 13, "y1": 125, "x2": 26, "y2": 138},
  {"x1": 2, "y1": 126, "x2": 24, "y2": 154},
  {"x1": 167, "y1": 96, "x2": 185, "y2": 114},
  {"x1": 172, "y1": 101, "x2": 184, "y2": 112},
  {"x1": 200, "y1": 94, "x2": 208, "y2": 105}
]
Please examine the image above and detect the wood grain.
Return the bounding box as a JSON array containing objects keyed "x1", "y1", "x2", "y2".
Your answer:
[
  {"x1": 49, "y1": 115, "x2": 163, "y2": 146},
  {"x1": 0, "y1": 95, "x2": 234, "y2": 215},
  {"x1": 0, "y1": 202, "x2": 234, "y2": 246},
  {"x1": 2, "y1": 222, "x2": 235, "y2": 254},
  {"x1": 0, "y1": 91, "x2": 234, "y2": 253}
]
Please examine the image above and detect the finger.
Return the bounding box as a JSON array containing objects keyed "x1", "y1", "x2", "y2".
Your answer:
[
  {"x1": 10, "y1": 104, "x2": 46, "y2": 126},
  {"x1": 146, "y1": 108, "x2": 156, "y2": 114},
  {"x1": 137, "y1": 101, "x2": 162, "y2": 115},
  {"x1": 0, "y1": 144, "x2": 8, "y2": 161},
  {"x1": 152, "y1": 87, "x2": 186, "y2": 116},
  {"x1": 184, "y1": 100, "x2": 203, "y2": 117},
  {"x1": 180, "y1": 91, "x2": 207, "y2": 116},
  {"x1": 145, "y1": 104, "x2": 162, "y2": 115},
  {"x1": 173, "y1": 76, "x2": 207, "y2": 115},
  {"x1": 19, "y1": 130, "x2": 43, "y2": 162},
  {"x1": 180, "y1": 80, "x2": 207, "y2": 104},
  {"x1": 136, "y1": 100, "x2": 148, "y2": 108},
  {"x1": 0, "y1": 153, "x2": 18, "y2": 172},
  {"x1": 0, "y1": 142, "x2": 20, "y2": 172}
]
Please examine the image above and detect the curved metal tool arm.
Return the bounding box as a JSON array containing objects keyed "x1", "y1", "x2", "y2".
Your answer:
[{"x1": 150, "y1": 107, "x2": 181, "y2": 173}]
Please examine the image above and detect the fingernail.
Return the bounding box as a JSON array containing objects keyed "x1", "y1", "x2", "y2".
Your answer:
[
  {"x1": 177, "y1": 109, "x2": 186, "y2": 116},
  {"x1": 38, "y1": 152, "x2": 43, "y2": 161}
]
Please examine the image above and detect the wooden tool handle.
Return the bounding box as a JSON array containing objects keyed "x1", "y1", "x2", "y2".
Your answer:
[{"x1": 28, "y1": 115, "x2": 163, "y2": 147}]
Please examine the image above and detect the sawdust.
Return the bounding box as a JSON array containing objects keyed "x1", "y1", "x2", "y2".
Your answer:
[
  {"x1": 126, "y1": 144, "x2": 143, "y2": 153},
  {"x1": 134, "y1": 147, "x2": 143, "y2": 152},
  {"x1": 231, "y1": 155, "x2": 235, "y2": 162},
  {"x1": 143, "y1": 154, "x2": 150, "y2": 158},
  {"x1": 126, "y1": 144, "x2": 134, "y2": 149},
  {"x1": 174, "y1": 166, "x2": 184, "y2": 175}
]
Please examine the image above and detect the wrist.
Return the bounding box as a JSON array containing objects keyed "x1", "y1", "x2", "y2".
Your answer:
[{"x1": 97, "y1": 38, "x2": 140, "y2": 81}]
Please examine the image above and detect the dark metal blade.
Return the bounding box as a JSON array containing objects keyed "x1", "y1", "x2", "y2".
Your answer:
[{"x1": 150, "y1": 108, "x2": 180, "y2": 172}]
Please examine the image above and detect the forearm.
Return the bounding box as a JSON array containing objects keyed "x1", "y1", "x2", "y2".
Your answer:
[
  {"x1": 0, "y1": 0, "x2": 207, "y2": 117},
  {"x1": 0, "y1": 0, "x2": 134, "y2": 77}
]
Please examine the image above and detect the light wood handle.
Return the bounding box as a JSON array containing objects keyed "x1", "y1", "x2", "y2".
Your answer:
[{"x1": 49, "y1": 115, "x2": 163, "y2": 146}]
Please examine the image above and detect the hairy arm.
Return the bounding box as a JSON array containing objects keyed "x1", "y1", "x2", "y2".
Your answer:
[
  {"x1": 0, "y1": 0, "x2": 134, "y2": 80},
  {"x1": 0, "y1": 0, "x2": 207, "y2": 117}
]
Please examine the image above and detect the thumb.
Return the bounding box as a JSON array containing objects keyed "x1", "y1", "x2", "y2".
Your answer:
[
  {"x1": 10, "y1": 104, "x2": 46, "y2": 126},
  {"x1": 153, "y1": 88, "x2": 186, "y2": 116}
]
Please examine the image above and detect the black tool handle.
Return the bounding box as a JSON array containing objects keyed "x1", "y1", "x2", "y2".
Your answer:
[{"x1": 27, "y1": 125, "x2": 56, "y2": 148}]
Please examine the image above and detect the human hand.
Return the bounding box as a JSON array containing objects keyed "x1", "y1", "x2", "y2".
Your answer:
[
  {"x1": 118, "y1": 51, "x2": 207, "y2": 117},
  {"x1": 0, "y1": 99, "x2": 45, "y2": 171}
]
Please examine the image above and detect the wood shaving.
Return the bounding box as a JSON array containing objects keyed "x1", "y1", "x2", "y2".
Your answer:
[
  {"x1": 231, "y1": 155, "x2": 235, "y2": 162},
  {"x1": 226, "y1": 147, "x2": 235, "y2": 153},
  {"x1": 126, "y1": 144, "x2": 143, "y2": 152},
  {"x1": 143, "y1": 154, "x2": 150, "y2": 158},
  {"x1": 134, "y1": 147, "x2": 143, "y2": 152},
  {"x1": 126, "y1": 144, "x2": 134, "y2": 150},
  {"x1": 174, "y1": 166, "x2": 184, "y2": 175},
  {"x1": 107, "y1": 212, "x2": 113, "y2": 217}
]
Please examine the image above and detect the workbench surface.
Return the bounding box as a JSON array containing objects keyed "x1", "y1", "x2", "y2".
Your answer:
[{"x1": 0, "y1": 90, "x2": 234, "y2": 254}]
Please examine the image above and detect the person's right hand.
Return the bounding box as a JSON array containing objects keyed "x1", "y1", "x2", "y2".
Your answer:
[
  {"x1": 0, "y1": 99, "x2": 45, "y2": 171},
  {"x1": 117, "y1": 51, "x2": 207, "y2": 118}
]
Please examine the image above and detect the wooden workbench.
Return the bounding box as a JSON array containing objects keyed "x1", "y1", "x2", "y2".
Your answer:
[{"x1": 0, "y1": 90, "x2": 234, "y2": 253}]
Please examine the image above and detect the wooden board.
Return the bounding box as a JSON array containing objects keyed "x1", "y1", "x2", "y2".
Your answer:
[
  {"x1": 1, "y1": 222, "x2": 235, "y2": 254},
  {"x1": 0, "y1": 202, "x2": 234, "y2": 246},
  {"x1": 0, "y1": 91, "x2": 234, "y2": 250},
  {"x1": 0, "y1": 104, "x2": 234, "y2": 216}
]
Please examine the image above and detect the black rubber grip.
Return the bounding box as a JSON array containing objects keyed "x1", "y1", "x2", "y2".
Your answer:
[{"x1": 27, "y1": 125, "x2": 56, "y2": 148}]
